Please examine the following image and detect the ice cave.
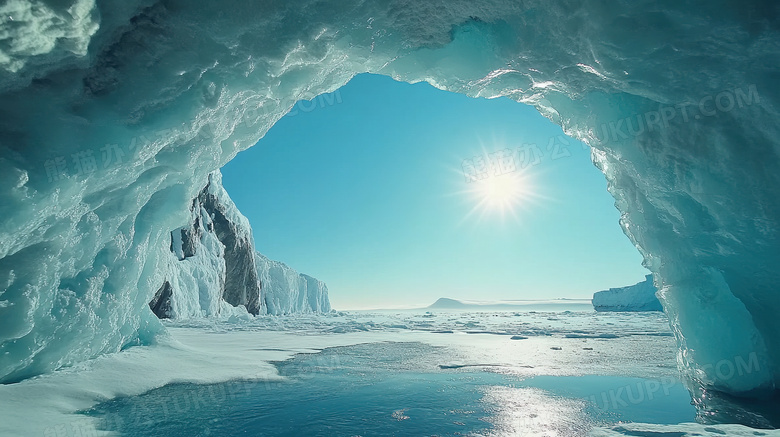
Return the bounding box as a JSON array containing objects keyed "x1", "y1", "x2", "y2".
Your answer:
[{"x1": 0, "y1": 0, "x2": 778, "y2": 435}]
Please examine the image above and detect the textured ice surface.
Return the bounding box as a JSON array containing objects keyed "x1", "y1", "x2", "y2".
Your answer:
[
  {"x1": 0, "y1": 0, "x2": 778, "y2": 407},
  {"x1": 593, "y1": 275, "x2": 662, "y2": 312},
  {"x1": 158, "y1": 170, "x2": 330, "y2": 318}
]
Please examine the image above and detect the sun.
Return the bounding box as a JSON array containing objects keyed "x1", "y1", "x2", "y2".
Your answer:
[{"x1": 478, "y1": 175, "x2": 525, "y2": 209}]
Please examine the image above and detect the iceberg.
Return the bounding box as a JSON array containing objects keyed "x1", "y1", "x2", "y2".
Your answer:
[
  {"x1": 154, "y1": 170, "x2": 330, "y2": 319},
  {"x1": 256, "y1": 253, "x2": 331, "y2": 315},
  {"x1": 156, "y1": 170, "x2": 262, "y2": 318},
  {"x1": 592, "y1": 275, "x2": 663, "y2": 312},
  {"x1": 0, "y1": 0, "x2": 777, "y2": 419}
]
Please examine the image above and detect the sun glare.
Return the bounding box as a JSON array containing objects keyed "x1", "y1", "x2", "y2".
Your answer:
[
  {"x1": 460, "y1": 170, "x2": 541, "y2": 225},
  {"x1": 479, "y1": 175, "x2": 524, "y2": 208}
]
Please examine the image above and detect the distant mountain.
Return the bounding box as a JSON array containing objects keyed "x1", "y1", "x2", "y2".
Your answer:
[
  {"x1": 429, "y1": 298, "x2": 469, "y2": 309},
  {"x1": 427, "y1": 297, "x2": 592, "y2": 311}
]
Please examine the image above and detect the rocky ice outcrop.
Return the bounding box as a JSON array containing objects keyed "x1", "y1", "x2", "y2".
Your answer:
[
  {"x1": 150, "y1": 170, "x2": 329, "y2": 319},
  {"x1": 592, "y1": 275, "x2": 663, "y2": 312}
]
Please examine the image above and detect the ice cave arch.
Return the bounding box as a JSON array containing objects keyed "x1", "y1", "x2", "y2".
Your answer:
[{"x1": 0, "y1": 0, "x2": 778, "y2": 412}]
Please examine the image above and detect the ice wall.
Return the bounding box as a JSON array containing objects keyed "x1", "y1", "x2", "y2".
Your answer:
[
  {"x1": 593, "y1": 275, "x2": 663, "y2": 312},
  {"x1": 256, "y1": 254, "x2": 331, "y2": 315},
  {"x1": 0, "y1": 0, "x2": 777, "y2": 409}
]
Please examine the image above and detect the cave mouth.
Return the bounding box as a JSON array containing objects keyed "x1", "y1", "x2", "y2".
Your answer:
[
  {"x1": 213, "y1": 73, "x2": 780, "y2": 427},
  {"x1": 219, "y1": 72, "x2": 651, "y2": 311}
]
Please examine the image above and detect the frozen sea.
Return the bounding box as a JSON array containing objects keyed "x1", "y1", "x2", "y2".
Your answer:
[
  {"x1": 85, "y1": 341, "x2": 693, "y2": 436},
  {"x1": 5, "y1": 307, "x2": 777, "y2": 436},
  {"x1": 92, "y1": 308, "x2": 685, "y2": 436}
]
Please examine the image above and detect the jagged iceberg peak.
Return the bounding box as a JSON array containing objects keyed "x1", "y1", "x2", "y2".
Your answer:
[
  {"x1": 154, "y1": 170, "x2": 263, "y2": 318},
  {"x1": 0, "y1": 0, "x2": 777, "y2": 405},
  {"x1": 154, "y1": 170, "x2": 330, "y2": 319}
]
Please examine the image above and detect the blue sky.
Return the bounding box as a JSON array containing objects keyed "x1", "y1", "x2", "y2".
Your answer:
[{"x1": 222, "y1": 73, "x2": 648, "y2": 309}]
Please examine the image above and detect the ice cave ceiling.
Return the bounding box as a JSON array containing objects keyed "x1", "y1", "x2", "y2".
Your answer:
[{"x1": 0, "y1": 0, "x2": 778, "y2": 402}]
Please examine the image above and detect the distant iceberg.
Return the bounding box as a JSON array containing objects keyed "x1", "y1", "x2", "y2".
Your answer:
[{"x1": 592, "y1": 275, "x2": 662, "y2": 312}]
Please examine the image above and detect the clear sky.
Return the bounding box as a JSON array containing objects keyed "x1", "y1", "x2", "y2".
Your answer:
[{"x1": 221, "y1": 73, "x2": 649, "y2": 310}]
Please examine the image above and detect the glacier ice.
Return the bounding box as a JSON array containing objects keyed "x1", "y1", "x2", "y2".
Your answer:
[
  {"x1": 592, "y1": 275, "x2": 663, "y2": 312},
  {"x1": 155, "y1": 170, "x2": 330, "y2": 318},
  {"x1": 0, "y1": 0, "x2": 777, "y2": 418},
  {"x1": 256, "y1": 254, "x2": 331, "y2": 315}
]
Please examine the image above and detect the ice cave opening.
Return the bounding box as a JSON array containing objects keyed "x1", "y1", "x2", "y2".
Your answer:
[
  {"x1": 219, "y1": 72, "x2": 652, "y2": 312},
  {"x1": 0, "y1": 0, "x2": 779, "y2": 431},
  {"x1": 217, "y1": 72, "x2": 780, "y2": 426}
]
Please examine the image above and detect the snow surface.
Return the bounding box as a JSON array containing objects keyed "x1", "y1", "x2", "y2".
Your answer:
[
  {"x1": 0, "y1": 0, "x2": 778, "y2": 408},
  {"x1": 592, "y1": 275, "x2": 663, "y2": 312}
]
